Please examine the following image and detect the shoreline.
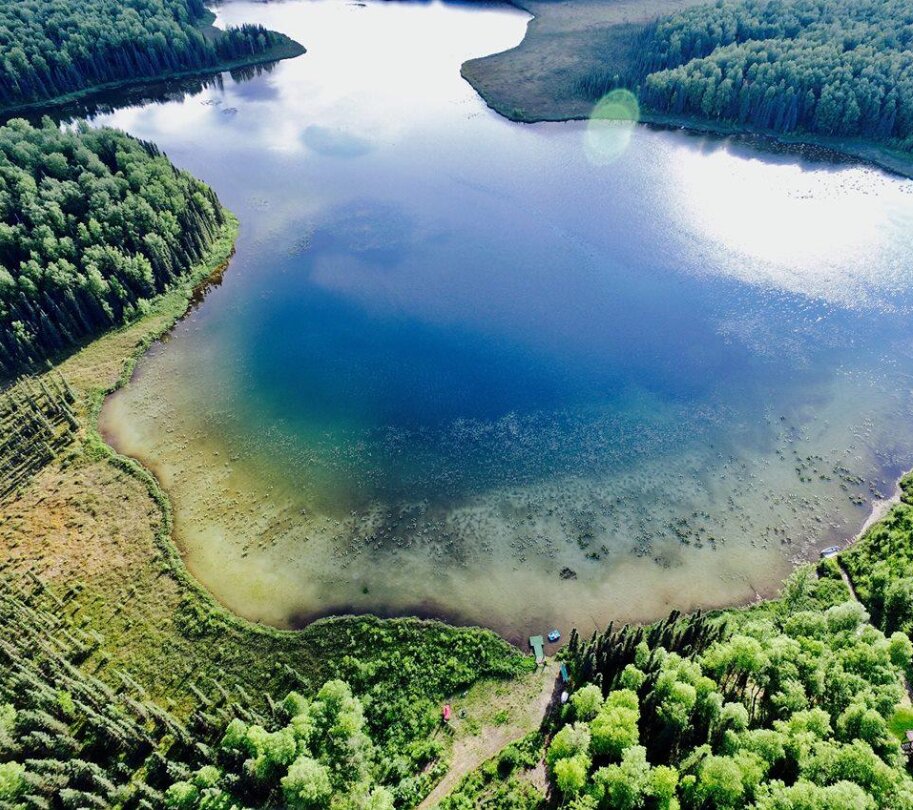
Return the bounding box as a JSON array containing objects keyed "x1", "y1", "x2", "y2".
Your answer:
[
  {"x1": 87, "y1": 213, "x2": 506, "y2": 646},
  {"x1": 95, "y1": 221, "x2": 912, "y2": 640},
  {"x1": 463, "y1": 0, "x2": 913, "y2": 181},
  {"x1": 0, "y1": 38, "x2": 305, "y2": 121},
  {"x1": 79, "y1": 213, "x2": 308, "y2": 643},
  {"x1": 72, "y1": 0, "x2": 913, "y2": 641},
  {"x1": 101, "y1": 331, "x2": 898, "y2": 643},
  {"x1": 851, "y1": 469, "x2": 911, "y2": 545},
  {"x1": 488, "y1": 100, "x2": 913, "y2": 182}
]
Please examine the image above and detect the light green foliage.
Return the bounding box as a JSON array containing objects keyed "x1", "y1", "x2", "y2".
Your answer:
[
  {"x1": 284, "y1": 691, "x2": 310, "y2": 718},
  {"x1": 194, "y1": 766, "x2": 221, "y2": 789},
  {"x1": 282, "y1": 756, "x2": 332, "y2": 809},
  {"x1": 825, "y1": 602, "x2": 868, "y2": 634},
  {"x1": 554, "y1": 753, "x2": 591, "y2": 797},
  {"x1": 888, "y1": 632, "x2": 913, "y2": 671},
  {"x1": 652, "y1": 653, "x2": 719, "y2": 737},
  {"x1": 836, "y1": 704, "x2": 890, "y2": 754},
  {"x1": 717, "y1": 702, "x2": 749, "y2": 734},
  {"x1": 539, "y1": 567, "x2": 913, "y2": 809},
  {"x1": 889, "y1": 706, "x2": 913, "y2": 742},
  {"x1": 884, "y1": 579, "x2": 913, "y2": 635},
  {"x1": 197, "y1": 788, "x2": 236, "y2": 810},
  {"x1": 657, "y1": 680, "x2": 697, "y2": 732},
  {"x1": 221, "y1": 718, "x2": 248, "y2": 749},
  {"x1": 784, "y1": 611, "x2": 827, "y2": 640},
  {"x1": 694, "y1": 751, "x2": 766, "y2": 809},
  {"x1": 634, "y1": 642, "x2": 652, "y2": 670},
  {"x1": 754, "y1": 778, "x2": 876, "y2": 810},
  {"x1": 166, "y1": 781, "x2": 200, "y2": 809},
  {"x1": 619, "y1": 664, "x2": 647, "y2": 691},
  {"x1": 566, "y1": 796, "x2": 598, "y2": 810},
  {"x1": 308, "y1": 679, "x2": 375, "y2": 789},
  {"x1": 571, "y1": 684, "x2": 604, "y2": 721},
  {"x1": 547, "y1": 723, "x2": 591, "y2": 772},
  {"x1": 650, "y1": 765, "x2": 680, "y2": 810},
  {"x1": 0, "y1": 761, "x2": 24, "y2": 801},
  {"x1": 594, "y1": 745, "x2": 652, "y2": 809},
  {"x1": 721, "y1": 728, "x2": 784, "y2": 768},
  {"x1": 590, "y1": 690, "x2": 640, "y2": 758},
  {"x1": 213, "y1": 680, "x2": 389, "y2": 807},
  {"x1": 593, "y1": 746, "x2": 680, "y2": 810},
  {"x1": 0, "y1": 703, "x2": 15, "y2": 750},
  {"x1": 244, "y1": 725, "x2": 298, "y2": 780},
  {"x1": 702, "y1": 634, "x2": 768, "y2": 685},
  {"x1": 56, "y1": 690, "x2": 75, "y2": 719},
  {"x1": 363, "y1": 786, "x2": 395, "y2": 810}
]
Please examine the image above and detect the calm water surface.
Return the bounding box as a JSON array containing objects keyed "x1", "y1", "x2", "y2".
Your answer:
[{"x1": 98, "y1": 0, "x2": 913, "y2": 641}]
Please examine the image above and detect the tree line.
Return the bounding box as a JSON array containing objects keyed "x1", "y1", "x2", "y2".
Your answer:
[
  {"x1": 580, "y1": 0, "x2": 913, "y2": 151},
  {"x1": 542, "y1": 567, "x2": 913, "y2": 808},
  {"x1": 0, "y1": 0, "x2": 300, "y2": 110},
  {"x1": 0, "y1": 572, "x2": 402, "y2": 809},
  {"x1": 840, "y1": 475, "x2": 913, "y2": 639},
  {"x1": 0, "y1": 550, "x2": 529, "y2": 809},
  {"x1": 0, "y1": 118, "x2": 227, "y2": 377}
]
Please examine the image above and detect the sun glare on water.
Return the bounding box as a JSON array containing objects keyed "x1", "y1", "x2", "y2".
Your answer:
[{"x1": 667, "y1": 145, "x2": 913, "y2": 309}]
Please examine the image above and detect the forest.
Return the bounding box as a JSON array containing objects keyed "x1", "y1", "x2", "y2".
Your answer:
[
  {"x1": 3, "y1": 1, "x2": 913, "y2": 809},
  {"x1": 0, "y1": 570, "x2": 471, "y2": 809},
  {"x1": 577, "y1": 0, "x2": 913, "y2": 151},
  {"x1": 0, "y1": 118, "x2": 228, "y2": 377},
  {"x1": 442, "y1": 565, "x2": 913, "y2": 809},
  {"x1": 0, "y1": 0, "x2": 301, "y2": 111},
  {"x1": 7, "y1": 507, "x2": 913, "y2": 809}
]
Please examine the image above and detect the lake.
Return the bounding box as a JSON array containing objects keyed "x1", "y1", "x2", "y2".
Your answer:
[{"x1": 97, "y1": 0, "x2": 913, "y2": 642}]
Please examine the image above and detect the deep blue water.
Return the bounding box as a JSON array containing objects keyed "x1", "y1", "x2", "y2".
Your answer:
[{"x1": 96, "y1": 0, "x2": 913, "y2": 636}]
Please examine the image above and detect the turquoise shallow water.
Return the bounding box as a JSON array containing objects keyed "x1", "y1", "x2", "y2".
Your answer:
[{"x1": 96, "y1": 0, "x2": 913, "y2": 640}]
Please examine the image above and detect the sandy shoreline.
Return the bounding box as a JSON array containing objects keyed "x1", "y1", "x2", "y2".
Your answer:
[{"x1": 850, "y1": 469, "x2": 911, "y2": 545}]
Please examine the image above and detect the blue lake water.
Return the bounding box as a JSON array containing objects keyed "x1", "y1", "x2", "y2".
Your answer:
[{"x1": 97, "y1": 0, "x2": 913, "y2": 640}]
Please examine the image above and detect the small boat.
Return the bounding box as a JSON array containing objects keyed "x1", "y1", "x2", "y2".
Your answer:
[
  {"x1": 547, "y1": 629, "x2": 561, "y2": 642},
  {"x1": 819, "y1": 546, "x2": 840, "y2": 559}
]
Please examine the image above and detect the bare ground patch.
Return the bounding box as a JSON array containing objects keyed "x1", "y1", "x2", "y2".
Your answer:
[{"x1": 418, "y1": 661, "x2": 559, "y2": 808}]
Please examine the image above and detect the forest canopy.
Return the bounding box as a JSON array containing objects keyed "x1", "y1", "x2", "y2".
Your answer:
[
  {"x1": 0, "y1": 0, "x2": 301, "y2": 110},
  {"x1": 0, "y1": 568, "x2": 527, "y2": 808},
  {"x1": 0, "y1": 118, "x2": 228, "y2": 376},
  {"x1": 580, "y1": 0, "x2": 913, "y2": 151},
  {"x1": 541, "y1": 571, "x2": 913, "y2": 809}
]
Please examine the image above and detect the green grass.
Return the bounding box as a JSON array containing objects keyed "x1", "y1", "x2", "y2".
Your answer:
[{"x1": 889, "y1": 706, "x2": 913, "y2": 742}]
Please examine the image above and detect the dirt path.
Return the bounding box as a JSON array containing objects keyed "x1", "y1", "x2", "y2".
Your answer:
[
  {"x1": 836, "y1": 560, "x2": 860, "y2": 603},
  {"x1": 835, "y1": 557, "x2": 913, "y2": 704},
  {"x1": 418, "y1": 662, "x2": 560, "y2": 809}
]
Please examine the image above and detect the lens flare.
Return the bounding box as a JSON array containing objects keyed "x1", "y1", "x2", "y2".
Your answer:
[{"x1": 584, "y1": 89, "x2": 640, "y2": 165}]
